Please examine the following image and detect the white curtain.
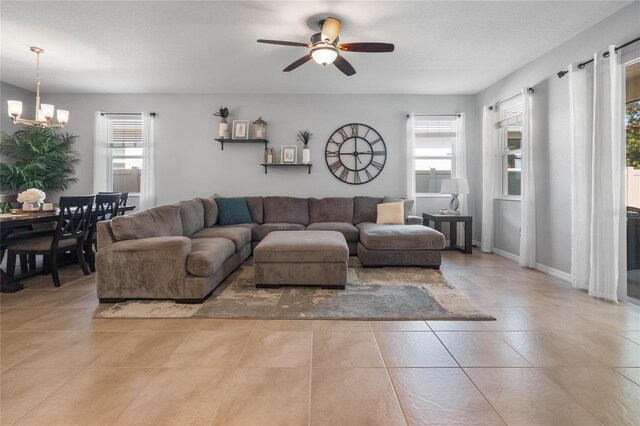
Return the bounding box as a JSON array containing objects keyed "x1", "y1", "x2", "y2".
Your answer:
[
  {"x1": 140, "y1": 112, "x2": 156, "y2": 210},
  {"x1": 519, "y1": 89, "x2": 536, "y2": 267},
  {"x1": 481, "y1": 106, "x2": 496, "y2": 253},
  {"x1": 569, "y1": 46, "x2": 624, "y2": 302},
  {"x1": 93, "y1": 111, "x2": 110, "y2": 193},
  {"x1": 452, "y1": 113, "x2": 467, "y2": 245},
  {"x1": 569, "y1": 63, "x2": 592, "y2": 290},
  {"x1": 405, "y1": 113, "x2": 416, "y2": 213}
]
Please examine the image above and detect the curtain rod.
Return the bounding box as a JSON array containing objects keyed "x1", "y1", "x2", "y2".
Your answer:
[
  {"x1": 557, "y1": 36, "x2": 640, "y2": 78},
  {"x1": 487, "y1": 87, "x2": 534, "y2": 111},
  {"x1": 101, "y1": 112, "x2": 156, "y2": 117},
  {"x1": 406, "y1": 113, "x2": 461, "y2": 118}
]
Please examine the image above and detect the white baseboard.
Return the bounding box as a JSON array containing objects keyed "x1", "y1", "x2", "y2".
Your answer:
[
  {"x1": 492, "y1": 247, "x2": 519, "y2": 262},
  {"x1": 472, "y1": 242, "x2": 571, "y2": 283},
  {"x1": 534, "y1": 263, "x2": 571, "y2": 282}
]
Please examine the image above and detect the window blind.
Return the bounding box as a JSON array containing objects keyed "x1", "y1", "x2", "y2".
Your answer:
[
  {"x1": 494, "y1": 95, "x2": 523, "y2": 128},
  {"x1": 107, "y1": 117, "x2": 143, "y2": 147},
  {"x1": 414, "y1": 116, "x2": 456, "y2": 137}
]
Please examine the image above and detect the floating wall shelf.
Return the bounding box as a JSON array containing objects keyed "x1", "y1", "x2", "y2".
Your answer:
[
  {"x1": 260, "y1": 163, "x2": 312, "y2": 174},
  {"x1": 215, "y1": 138, "x2": 269, "y2": 150}
]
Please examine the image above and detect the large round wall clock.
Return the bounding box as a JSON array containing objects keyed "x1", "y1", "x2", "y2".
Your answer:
[{"x1": 325, "y1": 123, "x2": 387, "y2": 185}]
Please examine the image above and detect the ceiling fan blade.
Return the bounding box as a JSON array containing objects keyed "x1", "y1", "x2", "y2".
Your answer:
[
  {"x1": 283, "y1": 54, "x2": 312, "y2": 72},
  {"x1": 257, "y1": 39, "x2": 310, "y2": 48},
  {"x1": 333, "y1": 55, "x2": 356, "y2": 76},
  {"x1": 321, "y1": 17, "x2": 341, "y2": 43},
  {"x1": 339, "y1": 42, "x2": 395, "y2": 53}
]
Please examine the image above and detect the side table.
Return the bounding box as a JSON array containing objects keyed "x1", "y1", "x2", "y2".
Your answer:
[{"x1": 422, "y1": 213, "x2": 473, "y2": 254}]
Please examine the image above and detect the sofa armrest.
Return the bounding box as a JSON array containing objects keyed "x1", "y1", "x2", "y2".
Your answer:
[
  {"x1": 96, "y1": 237, "x2": 192, "y2": 299},
  {"x1": 405, "y1": 215, "x2": 423, "y2": 225}
]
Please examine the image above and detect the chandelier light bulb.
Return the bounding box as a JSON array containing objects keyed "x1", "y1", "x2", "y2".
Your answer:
[
  {"x1": 57, "y1": 109, "x2": 69, "y2": 125},
  {"x1": 7, "y1": 100, "x2": 22, "y2": 118},
  {"x1": 40, "y1": 104, "x2": 54, "y2": 120}
]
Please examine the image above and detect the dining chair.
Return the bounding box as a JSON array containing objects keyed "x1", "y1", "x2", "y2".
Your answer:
[
  {"x1": 5, "y1": 195, "x2": 95, "y2": 287},
  {"x1": 98, "y1": 191, "x2": 129, "y2": 214},
  {"x1": 85, "y1": 193, "x2": 121, "y2": 272}
]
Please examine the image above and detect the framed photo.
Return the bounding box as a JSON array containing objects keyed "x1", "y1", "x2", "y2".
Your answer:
[
  {"x1": 232, "y1": 120, "x2": 249, "y2": 139},
  {"x1": 281, "y1": 145, "x2": 298, "y2": 164}
]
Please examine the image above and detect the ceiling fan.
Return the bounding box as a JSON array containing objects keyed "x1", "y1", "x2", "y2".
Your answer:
[{"x1": 257, "y1": 17, "x2": 394, "y2": 76}]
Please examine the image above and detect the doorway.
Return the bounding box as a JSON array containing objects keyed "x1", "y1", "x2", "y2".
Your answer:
[{"x1": 625, "y1": 60, "x2": 640, "y2": 300}]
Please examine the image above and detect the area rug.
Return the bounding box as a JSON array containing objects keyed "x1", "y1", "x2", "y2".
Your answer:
[{"x1": 96, "y1": 258, "x2": 495, "y2": 321}]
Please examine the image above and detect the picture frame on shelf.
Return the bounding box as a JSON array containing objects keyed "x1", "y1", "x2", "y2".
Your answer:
[
  {"x1": 232, "y1": 120, "x2": 249, "y2": 139},
  {"x1": 281, "y1": 145, "x2": 298, "y2": 164}
]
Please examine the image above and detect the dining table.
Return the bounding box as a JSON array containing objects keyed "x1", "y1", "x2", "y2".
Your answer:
[{"x1": 0, "y1": 205, "x2": 135, "y2": 293}]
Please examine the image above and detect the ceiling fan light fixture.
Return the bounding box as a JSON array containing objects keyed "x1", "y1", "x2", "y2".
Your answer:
[{"x1": 311, "y1": 46, "x2": 338, "y2": 65}]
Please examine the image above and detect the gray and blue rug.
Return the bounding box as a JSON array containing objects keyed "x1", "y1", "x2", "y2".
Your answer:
[{"x1": 97, "y1": 258, "x2": 494, "y2": 321}]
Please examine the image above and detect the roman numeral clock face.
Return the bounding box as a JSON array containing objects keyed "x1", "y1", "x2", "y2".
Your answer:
[{"x1": 325, "y1": 123, "x2": 387, "y2": 185}]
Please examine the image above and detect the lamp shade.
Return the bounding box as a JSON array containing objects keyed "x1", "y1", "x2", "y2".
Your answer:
[
  {"x1": 7, "y1": 100, "x2": 22, "y2": 117},
  {"x1": 440, "y1": 178, "x2": 470, "y2": 195}
]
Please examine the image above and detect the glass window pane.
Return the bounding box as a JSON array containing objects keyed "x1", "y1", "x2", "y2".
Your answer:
[
  {"x1": 111, "y1": 147, "x2": 143, "y2": 156},
  {"x1": 507, "y1": 125, "x2": 522, "y2": 151},
  {"x1": 415, "y1": 159, "x2": 451, "y2": 193},
  {"x1": 503, "y1": 153, "x2": 521, "y2": 196},
  {"x1": 112, "y1": 159, "x2": 142, "y2": 193},
  {"x1": 415, "y1": 136, "x2": 453, "y2": 157}
]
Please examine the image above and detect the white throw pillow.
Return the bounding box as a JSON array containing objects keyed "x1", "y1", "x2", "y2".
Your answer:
[{"x1": 376, "y1": 202, "x2": 404, "y2": 224}]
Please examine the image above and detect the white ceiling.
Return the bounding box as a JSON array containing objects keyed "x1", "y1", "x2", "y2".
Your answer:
[{"x1": 0, "y1": 0, "x2": 632, "y2": 95}]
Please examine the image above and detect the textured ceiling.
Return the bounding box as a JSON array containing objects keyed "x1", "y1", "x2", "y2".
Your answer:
[{"x1": 0, "y1": 0, "x2": 632, "y2": 94}]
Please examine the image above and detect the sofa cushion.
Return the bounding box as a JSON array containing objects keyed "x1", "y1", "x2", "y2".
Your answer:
[
  {"x1": 186, "y1": 238, "x2": 235, "y2": 277},
  {"x1": 353, "y1": 196, "x2": 383, "y2": 224},
  {"x1": 376, "y1": 202, "x2": 404, "y2": 225},
  {"x1": 357, "y1": 222, "x2": 446, "y2": 250},
  {"x1": 383, "y1": 196, "x2": 415, "y2": 217},
  {"x1": 306, "y1": 222, "x2": 359, "y2": 242},
  {"x1": 263, "y1": 197, "x2": 309, "y2": 225},
  {"x1": 198, "y1": 194, "x2": 220, "y2": 227},
  {"x1": 243, "y1": 196, "x2": 264, "y2": 224},
  {"x1": 179, "y1": 199, "x2": 205, "y2": 236},
  {"x1": 254, "y1": 231, "x2": 348, "y2": 263},
  {"x1": 309, "y1": 197, "x2": 354, "y2": 223},
  {"x1": 111, "y1": 204, "x2": 183, "y2": 241},
  {"x1": 216, "y1": 198, "x2": 252, "y2": 226},
  {"x1": 253, "y1": 223, "x2": 306, "y2": 241},
  {"x1": 189, "y1": 226, "x2": 251, "y2": 251}
]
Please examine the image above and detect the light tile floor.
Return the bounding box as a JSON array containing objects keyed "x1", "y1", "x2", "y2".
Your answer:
[{"x1": 1, "y1": 250, "x2": 639, "y2": 425}]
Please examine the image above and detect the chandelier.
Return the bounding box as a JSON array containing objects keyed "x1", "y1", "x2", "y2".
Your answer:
[{"x1": 7, "y1": 47, "x2": 69, "y2": 128}]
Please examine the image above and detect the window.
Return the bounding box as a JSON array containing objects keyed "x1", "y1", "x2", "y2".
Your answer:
[
  {"x1": 413, "y1": 116, "x2": 457, "y2": 194},
  {"x1": 494, "y1": 97, "x2": 523, "y2": 197},
  {"x1": 106, "y1": 115, "x2": 143, "y2": 194}
]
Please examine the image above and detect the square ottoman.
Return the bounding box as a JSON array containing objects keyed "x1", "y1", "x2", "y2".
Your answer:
[{"x1": 254, "y1": 230, "x2": 349, "y2": 289}]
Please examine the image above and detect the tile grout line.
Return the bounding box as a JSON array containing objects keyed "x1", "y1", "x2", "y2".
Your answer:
[
  {"x1": 370, "y1": 323, "x2": 409, "y2": 426},
  {"x1": 206, "y1": 321, "x2": 257, "y2": 424}
]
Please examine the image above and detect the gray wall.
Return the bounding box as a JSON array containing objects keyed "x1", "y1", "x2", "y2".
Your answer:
[
  {"x1": 473, "y1": 1, "x2": 640, "y2": 273},
  {"x1": 1, "y1": 82, "x2": 34, "y2": 133},
  {"x1": 0, "y1": 88, "x2": 477, "y2": 225}
]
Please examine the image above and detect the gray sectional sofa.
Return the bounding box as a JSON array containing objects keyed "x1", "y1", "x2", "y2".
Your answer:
[{"x1": 96, "y1": 195, "x2": 446, "y2": 302}]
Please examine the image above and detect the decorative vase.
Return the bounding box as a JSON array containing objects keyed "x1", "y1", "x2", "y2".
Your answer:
[
  {"x1": 22, "y1": 200, "x2": 42, "y2": 211},
  {"x1": 302, "y1": 146, "x2": 311, "y2": 164},
  {"x1": 218, "y1": 118, "x2": 228, "y2": 139}
]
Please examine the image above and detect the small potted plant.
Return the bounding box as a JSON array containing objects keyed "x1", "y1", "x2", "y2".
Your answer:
[
  {"x1": 213, "y1": 106, "x2": 230, "y2": 138},
  {"x1": 297, "y1": 130, "x2": 313, "y2": 164}
]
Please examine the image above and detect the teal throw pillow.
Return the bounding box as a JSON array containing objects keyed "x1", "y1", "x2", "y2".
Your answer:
[{"x1": 215, "y1": 198, "x2": 252, "y2": 226}]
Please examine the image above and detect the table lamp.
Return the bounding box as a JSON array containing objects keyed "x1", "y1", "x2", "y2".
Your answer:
[{"x1": 440, "y1": 178, "x2": 469, "y2": 215}]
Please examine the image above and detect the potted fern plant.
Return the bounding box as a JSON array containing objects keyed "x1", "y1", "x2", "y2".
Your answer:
[
  {"x1": 297, "y1": 130, "x2": 313, "y2": 164},
  {"x1": 0, "y1": 126, "x2": 80, "y2": 198},
  {"x1": 213, "y1": 106, "x2": 230, "y2": 138}
]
